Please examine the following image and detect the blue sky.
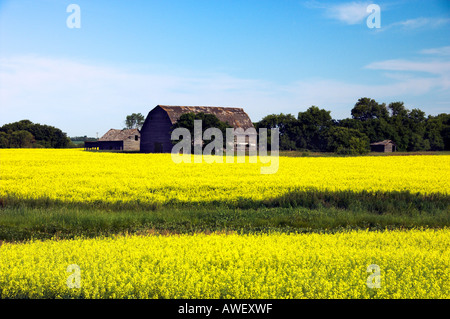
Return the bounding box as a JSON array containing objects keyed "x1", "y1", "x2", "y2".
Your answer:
[{"x1": 0, "y1": 0, "x2": 449, "y2": 137}]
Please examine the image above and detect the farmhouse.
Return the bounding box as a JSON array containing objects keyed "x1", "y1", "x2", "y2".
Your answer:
[
  {"x1": 140, "y1": 105, "x2": 256, "y2": 153},
  {"x1": 85, "y1": 128, "x2": 140, "y2": 151},
  {"x1": 370, "y1": 140, "x2": 397, "y2": 153}
]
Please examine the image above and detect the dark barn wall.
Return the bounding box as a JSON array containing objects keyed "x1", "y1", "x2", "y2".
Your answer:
[
  {"x1": 99, "y1": 141, "x2": 124, "y2": 150},
  {"x1": 370, "y1": 144, "x2": 385, "y2": 152},
  {"x1": 84, "y1": 141, "x2": 99, "y2": 150},
  {"x1": 370, "y1": 142, "x2": 395, "y2": 153},
  {"x1": 140, "y1": 106, "x2": 174, "y2": 153},
  {"x1": 85, "y1": 140, "x2": 123, "y2": 150}
]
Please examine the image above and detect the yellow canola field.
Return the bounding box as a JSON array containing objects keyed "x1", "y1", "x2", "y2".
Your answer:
[
  {"x1": 0, "y1": 149, "x2": 449, "y2": 206},
  {"x1": 0, "y1": 229, "x2": 449, "y2": 299}
]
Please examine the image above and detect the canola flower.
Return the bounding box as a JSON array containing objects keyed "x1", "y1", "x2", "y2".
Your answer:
[
  {"x1": 0, "y1": 149, "x2": 449, "y2": 207},
  {"x1": 0, "y1": 150, "x2": 449, "y2": 299},
  {"x1": 0, "y1": 229, "x2": 448, "y2": 299}
]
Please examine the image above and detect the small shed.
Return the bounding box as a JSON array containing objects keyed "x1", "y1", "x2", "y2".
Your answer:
[
  {"x1": 85, "y1": 129, "x2": 140, "y2": 151},
  {"x1": 370, "y1": 140, "x2": 397, "y2": 152}
]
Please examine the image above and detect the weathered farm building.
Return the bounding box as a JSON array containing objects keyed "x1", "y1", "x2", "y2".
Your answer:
[
  {"x1": 85, "y1": 129, "x2": 140, "y2": 151},
  {"x1": 370, "y1": 140, "x2": 397, "y2": 153},
  {"x1": 140, "y1": 105, "x2": 255, "y2": 153}
]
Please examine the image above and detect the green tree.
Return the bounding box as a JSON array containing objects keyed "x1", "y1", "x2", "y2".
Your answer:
[
  {"x1": 9, "y1": 130, "x2": 34, "y2": 148},
  {"x1": 388, "y1": 101, "x2": 408, "y2": 117},
  {"x1": 0, "y1": 120, "x2": 70, "y2": 148},
  {"x1": 171, "y1": 112, "x2": 233, "y2": 151},
  {"x1": 255, "y1": 113, "x2": 298, "y2": 150},
  {"x1": 425, "y1": 113, "x2": 450, "y2": 150},
  {"x1": 0, "y1": 132, "x2": 9, "y2": 148},
  {"x1": 297, "y1": 106, "x2": 333, "y2": 151},
  {"x1": 0, "y1": 119, "x2": 33, "y2": 133},
  {"x1": 172, "y1": 112, "x2": 232, "y2": 135},
  {"x1": 124, "y1": 113, "x2": 145, "y2": 130},
  {"x1": 387, "y1": 102, "x2": 410, "y2": 151},
  {"x1": 351, "y1": 98, "x2": 388, "y2": 121},
  {"x1": 325, "y1": 127, "x2": 370, "y2": 155}
]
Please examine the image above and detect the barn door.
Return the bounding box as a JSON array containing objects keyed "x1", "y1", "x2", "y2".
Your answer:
[{"x1": 154, "y1": 142, "x2": 163, "y2": 153}]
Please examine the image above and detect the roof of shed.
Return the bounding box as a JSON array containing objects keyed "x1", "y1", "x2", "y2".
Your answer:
[
  {"x1": 157, "y1": 105, "x2": 254, "y2": 130},
  {"x1": 370, "y1": 140, "x2": 395, "y2": 146},
  {"x1": 99, "y1": 128, "x2": 139, "y2": 141}
]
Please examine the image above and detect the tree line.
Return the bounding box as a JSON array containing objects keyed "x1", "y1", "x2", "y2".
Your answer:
[
  {"x1": 254, "y1": 98, "x2": 450, "y2": 154},
  {"x1": 0, "y1": 120, "x2": 71, "y2": 148},
  {"x1": 2, "y1": 97, "x2": 449, "y2": 153}
]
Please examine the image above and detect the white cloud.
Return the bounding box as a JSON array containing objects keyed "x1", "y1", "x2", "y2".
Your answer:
[
  {"x1": 364, "y1": 58, "x2": 450, "y2": 93},
  {"x1": 305, "y1": 1, "x2": 372, "y2": 25},
  {"x1": 378, "y1": 17, "x2": 450, "y2": 32},
  {"x1": 285, "y1": 76, "x2": 443, "y2": 110},
  {"x1": 400, "y1": 17, "x2": 450, "y2": 29},
  {"x1": 325, "y1": 1, "x2": 372, "y2": 24},
  {"x1": 365, "y1": 59, "x2": 450, "y2": 75},
  {"x1": 308, "y1": 1, "x2": 450, "y2": 31},
  {"x1": 420, "y1": 46, "x2": 450, "y2": 56}
]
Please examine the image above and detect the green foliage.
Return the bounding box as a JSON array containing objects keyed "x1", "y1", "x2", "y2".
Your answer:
[
  {"x1": 124, "y1": 113, "x2": 145, "y2": 130},
  {"x1": 425, "y1": 113, "x2": 450, "y2": 150},
  {"x1": 326, "y1": 127, "x2": 370, "y2": 155},
  {"x1": 0, "y1": 132, "x2": 9, "y2": 148},
  {"x1": 9, "y1": 130, "x2": 34, "y2": 148},
  {"x1": 1, "y1": 190, "x2": 448, "y2": 241},
  {"x1": 0, "y1": 120, "x2": 70, "y2": 148},
  {"x1": 351, "y1": 97, "x2": 389, "y2": 121},
  {"x1": 173, "y1": 112, "x2": 232, "y2": 134},
  {"x1": 255, "y1": 113, "x2": 298, "y2": 150},
  {"x1": 255, "y1": 98, "x2": 450, "y2": 153},
  {"x1": 171, "y1": 112, "x2": 233, "y2": 151},
  {"x1": 70, "y1": 135, "x2": 97, "y2": 142},
  {"x1": 297, "y1": 106, "x2": 333, "y2": 151}
]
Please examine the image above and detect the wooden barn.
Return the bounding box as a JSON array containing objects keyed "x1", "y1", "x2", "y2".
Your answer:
[
  {"x1": 370, "y1": 140, "x2": 397, "y2": 153},
  {"x1": 85, "y1": 128, "x2": 140, "y2": 151},
  {"x1": 140, "y1": 105, "x2": 255, "y2": 153}
]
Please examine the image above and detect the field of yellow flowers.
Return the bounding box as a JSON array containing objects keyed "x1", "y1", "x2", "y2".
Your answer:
[
  {"x1": 0, "y1": 149, "x2": 449, "y2": 207},
  {"x1": 0, "y1": 229, "x2": 448, "y2": 299},
  {"x1": 0, "y1": 149, "x2": 449, "y2": 299}
]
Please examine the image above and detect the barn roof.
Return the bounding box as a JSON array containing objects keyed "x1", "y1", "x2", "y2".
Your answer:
[
  {"x1": 370, "y1": 140, "x2": 395, "y2": 146},
  {"x1": 157, "y1": 105, "x2": 255, "y2": 130},
  {"x1": 99, "y1": 128, "x2": 139, "y2": 141}
]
